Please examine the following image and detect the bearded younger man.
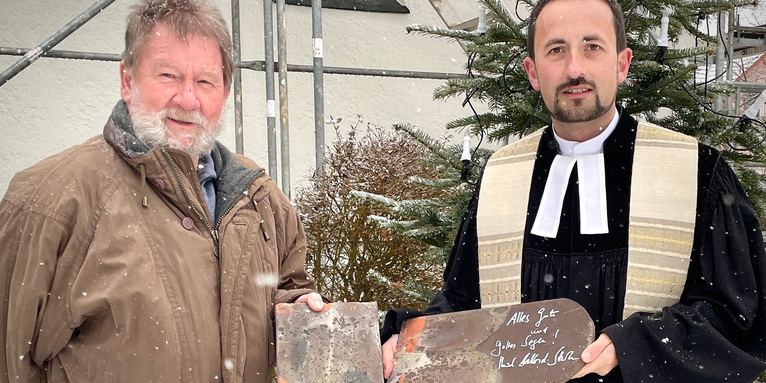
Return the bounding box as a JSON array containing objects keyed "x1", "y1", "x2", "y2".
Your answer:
[
  {"x1": 380, "y1": 0, "x2": 766, "y2": 382},
  {"x1": 0, "y1": 1, "x2": 324, "y2": 382}
]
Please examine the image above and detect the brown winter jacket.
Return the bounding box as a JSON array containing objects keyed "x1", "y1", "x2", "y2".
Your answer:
[{"x1": 0, "y1": 101, "x2": 317, "y2": 382}]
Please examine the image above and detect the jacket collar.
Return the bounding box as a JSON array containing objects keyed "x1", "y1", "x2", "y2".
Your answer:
[{"x1": 103, "y1": 100, "x2": 267, "y2": 219}]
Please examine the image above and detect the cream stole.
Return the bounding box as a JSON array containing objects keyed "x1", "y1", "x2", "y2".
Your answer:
[{"x1": 476, "y1": 122, "x2": 698, "y2": 319}]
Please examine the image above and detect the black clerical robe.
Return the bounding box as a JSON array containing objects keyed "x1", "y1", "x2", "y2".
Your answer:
[{"x1": 381, "y1": 111, "x2": 766, "y2": 382}]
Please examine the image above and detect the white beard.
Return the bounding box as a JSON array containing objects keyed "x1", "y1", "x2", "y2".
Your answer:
[{"x1": 129, "y1": 86, "x2": 225, "y2": 158}]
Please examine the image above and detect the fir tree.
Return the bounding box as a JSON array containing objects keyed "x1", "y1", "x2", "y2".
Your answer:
[
  {"x1": 372, "y1": 0, "x2": 766, "y2": 380},
  {"x1": 356, "y1": 0, "x2": 765, "y2": 274},
  {"x1": 405, "y1": 0, "x2": 766, "y2": 220}
]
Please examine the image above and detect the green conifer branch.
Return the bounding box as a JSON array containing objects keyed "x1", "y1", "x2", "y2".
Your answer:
[
  {"x1": 480, "y1": 0, "x2": 522, "y2": 30},
  {"x1": 405, "y1": 24, "x2": 479, "y2": 41}
]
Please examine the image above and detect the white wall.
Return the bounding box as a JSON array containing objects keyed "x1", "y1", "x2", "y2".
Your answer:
[{"x1": 0, "y1": 0, "x2": 472, "y2": 197}]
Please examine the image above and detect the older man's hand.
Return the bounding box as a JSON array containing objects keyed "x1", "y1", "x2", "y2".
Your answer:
[{"x1": 294, "y1": 292, "x2": 325, "y2": 311}]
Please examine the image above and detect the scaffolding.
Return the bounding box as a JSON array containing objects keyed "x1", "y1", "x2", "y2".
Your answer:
[
  {"x1": 0, "y1": 0, "x2": 466, "y2": 195},
  {"x1": 4, "y1": 1, "x2": 765, "y2": 193},
  {"x1": 713, "y1": 10, "x2": 766, "y2": 117}
]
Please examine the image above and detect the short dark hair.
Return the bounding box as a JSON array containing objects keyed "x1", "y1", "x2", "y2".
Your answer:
[
  {"x1": 123, "y1": 0, "x2": 234, "y2": 90},
  {"x1": 526, "y1": 0, "x2": 627, "y2": 60}
]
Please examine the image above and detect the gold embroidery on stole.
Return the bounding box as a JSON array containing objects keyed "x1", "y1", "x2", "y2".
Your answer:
[{"x1": 476, "y1": 122, "x2": 697, "y2": 319}]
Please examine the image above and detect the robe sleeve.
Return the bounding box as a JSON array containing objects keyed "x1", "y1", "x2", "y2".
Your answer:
[
  {"x1": 380, "y1": 178, "x2": 483, "y2": 343},
  {"x1": 603, "y1": 154, "x2": 766, "y2": 382}
]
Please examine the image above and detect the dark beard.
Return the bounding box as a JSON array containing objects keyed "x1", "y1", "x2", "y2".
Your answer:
[{"x1": 550, "y1": 77, "x2": 612, "y2": 123}]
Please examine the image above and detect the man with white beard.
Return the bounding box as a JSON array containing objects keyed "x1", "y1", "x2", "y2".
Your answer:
[{"x1": 0, "y1": 1, "x2": 324, "y2": 382}]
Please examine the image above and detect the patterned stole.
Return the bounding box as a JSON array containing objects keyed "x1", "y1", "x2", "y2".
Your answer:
[{"x1": 476, "y1": 122, "x2": 698, "y2": 319}]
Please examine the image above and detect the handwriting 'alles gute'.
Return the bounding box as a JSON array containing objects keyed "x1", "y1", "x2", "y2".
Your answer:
[{"x1": 488, "y1": 307, "x2": 580, "y2": 370}]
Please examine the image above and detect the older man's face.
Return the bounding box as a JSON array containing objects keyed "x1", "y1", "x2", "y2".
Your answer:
[{"x1": 119, "y1": 23, "x2": 229, "y2": 156}]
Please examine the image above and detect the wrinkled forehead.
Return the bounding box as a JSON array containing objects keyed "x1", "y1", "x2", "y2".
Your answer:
[
  {"x1": 143, "y1": 24, "x2": 221, "y2": 57},
  {"x1": 145, "y1": 23, "x2": 197, "y2": 46},
  {"x1": 133, "y1": 27, "x2": 224, "y2": 81}
]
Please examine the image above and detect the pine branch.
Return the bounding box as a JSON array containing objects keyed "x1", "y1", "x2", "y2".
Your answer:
[
  {"x1": 351, "y1": 190, "x2": 450, "y2": 214},
  {"x1": 393, "y1": 121, "x2": 466, "y2": 169},
  {"x1": 359, "y1": 0, "x2": 766, "y2": 286},
  {"x1": 480, "y1": 0, "x2": 521, "y2": 30},
  {"x1": 406, "y1": 175, "x2": 462, "y2": 189},
  {"x1": 405, "y1": 24, "x2": 478, "y2": 42}
]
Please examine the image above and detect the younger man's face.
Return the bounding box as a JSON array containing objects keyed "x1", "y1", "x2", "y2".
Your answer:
[{"x1": 523, "y1": 0, "x2": 631, "y2": 126}]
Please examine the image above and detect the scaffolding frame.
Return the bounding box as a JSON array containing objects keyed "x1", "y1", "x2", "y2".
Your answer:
[
  {"x1": 6, "y1": 2, "x2": 763, "y2": 193},
  {"x1": 0, "y1": 0, "x2": 466, "y2": 195},
  {"x1": 715, "y1": 10, "x2": 766, "y2": 117}
]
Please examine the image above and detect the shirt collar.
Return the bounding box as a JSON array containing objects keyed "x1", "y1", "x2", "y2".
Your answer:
[
  {"x1": 530, "y1": 108, "x2": 620, "y2": 238},
  {"x1": 197, "y1": 153, "x2": 217, "y2": 183},
  {"x1": 552, "y1": 107, "x2": 620, "y2": 156}
]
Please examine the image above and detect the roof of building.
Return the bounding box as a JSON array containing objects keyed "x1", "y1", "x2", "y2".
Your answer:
[{"x1": 695, "y1": 52, "x2": 765, "y2": 84}]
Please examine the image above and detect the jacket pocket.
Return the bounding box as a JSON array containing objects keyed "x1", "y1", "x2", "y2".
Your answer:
[{"x1": 223, "y1": 207, "x2": 279, "y2": 380}]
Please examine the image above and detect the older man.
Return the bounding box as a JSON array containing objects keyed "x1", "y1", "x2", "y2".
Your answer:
[
  {"x1": 381, "y1": 0, "x2": 766, "y2": 382},
  {"x1": 0, "y1": 0, "x2": 323, "y2": 381}
]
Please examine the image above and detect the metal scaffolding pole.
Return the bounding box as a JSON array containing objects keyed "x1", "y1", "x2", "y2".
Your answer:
[
  {"x1": 0, "y1": 48, "x2": 466, "y2": 80},
  {"x1": 277, "y1": 0, "x2": 291, "y2": 197},
  {"x1": 714, "y1": 11, "x2": 726, "y2": 112},
  {"x1": 231, "y1": 0, "x2": 244, "y2": 154},
  {"x1": 0, "y1": 47, "x2": 120, "y2": 62},
  {"x1": 238, "y1": 60, "x2": 466, "y2": 79},
  {"x1": 733, "y1": 82, "x2": 766, "y2": 92},
  {"x1": 0, "y1": 0, "x2": 117, "y2": 87},
  {"x1": 264, "y1": 0, "x2": 278, "y2": 181},
  {"x1": 312, "y1": 0, "x2": 325, "y2": 171},
  {"x1": 726, "y1": 9, "x2": 735, "y2": 114}
]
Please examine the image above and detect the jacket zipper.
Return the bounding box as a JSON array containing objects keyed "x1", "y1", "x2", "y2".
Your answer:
[
  {"x1": 161, "y1": 149, "x2": 220, "y2": 257},
  {"x1": 161, "y1": 149, "x2": 267, "y2": 257}
]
